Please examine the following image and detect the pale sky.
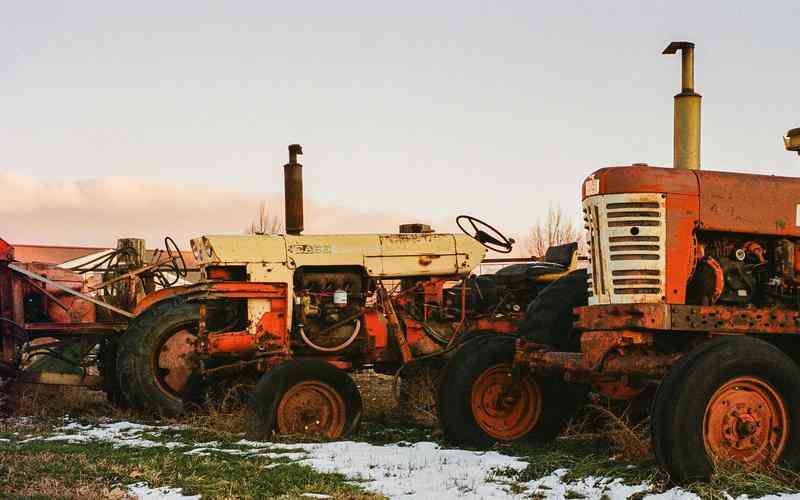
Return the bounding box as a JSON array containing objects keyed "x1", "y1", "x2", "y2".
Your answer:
[{"x1": 2, "y1": 1, "x2": 798, "y2": 250}]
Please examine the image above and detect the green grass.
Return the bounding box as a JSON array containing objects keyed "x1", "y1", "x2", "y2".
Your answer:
[
  {"x1": 4, "y1": 417, "x2": 800, "y2": 499},
  {"x1": 490, "y1": 433, "x2": 800, "y2": 500},
  {"x1": 5, "y1": 382, "x2": 800, "y2": 499},
  {"x1": 0, "y1": 421, "x2": 382, "y2": 500}
]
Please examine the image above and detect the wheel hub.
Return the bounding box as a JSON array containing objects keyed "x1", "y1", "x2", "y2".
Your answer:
[
  {"x1": 471, "y1": 364, "x2": 541, "y2": 440},
  {"x1": 276, "y1": 381, "x2": 346, "y2": 438},
  {"x1": 704, "y1": 376, "x2": 788, "y2": 463},
  {"x1": 157, "y1": 329, "x2": 199, "y2": 394}
]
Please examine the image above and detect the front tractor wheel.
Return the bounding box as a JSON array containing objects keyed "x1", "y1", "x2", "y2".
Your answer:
[
  {"x1": 438, "y1": 336, "x2": 582, "y2": 447},
  {"x1": 247, "y1": 359, "x2": 362, "y2": 440},
  {"x1": 651, "y1": 336, "x2": 800, "y2": 482},
  {"x1": 116, "y1": 299, "x2": 205, "y2": 416},
  {"x1": 470, "y1": 362, "x2": 541, "y2": 441}
]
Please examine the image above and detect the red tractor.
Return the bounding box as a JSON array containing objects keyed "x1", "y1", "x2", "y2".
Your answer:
[{"x1": 438, "y1": 41, "x2": 800, "y2": 481}]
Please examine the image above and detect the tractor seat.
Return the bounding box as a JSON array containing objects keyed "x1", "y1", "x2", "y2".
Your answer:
[{"x1": 494, "y1": 242, "x2": 578, "y2": 278}]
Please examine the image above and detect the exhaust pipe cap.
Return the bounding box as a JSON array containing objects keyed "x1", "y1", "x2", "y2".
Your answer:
[{"x1": 785, "y1": 128, "x2": 800, "y2": 155}]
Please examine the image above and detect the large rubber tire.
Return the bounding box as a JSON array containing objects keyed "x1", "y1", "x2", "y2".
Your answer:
[
  {"x1": 247, "y1": 358, "x2": 362, "y2": 440},
  {"x1": 651, "y1": 336, "x2": 800, "y2": 482},
  {"x1": 438, "y1": 336, "x2": 582, "y2": 447},
  {"x1": 116, "y1": 298, "x2": 204, "y2": 416},
  {"x1": 520, "y1": 269, "x2": 587, "y2": 351}
]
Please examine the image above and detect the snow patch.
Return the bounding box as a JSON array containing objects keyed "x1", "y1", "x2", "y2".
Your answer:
[
  {"x1": 19, "y1": 419, "x2": 800, "y2": 500},
  {"x1": 127, "y1": 482, "x2": 200, "y2": 500}
]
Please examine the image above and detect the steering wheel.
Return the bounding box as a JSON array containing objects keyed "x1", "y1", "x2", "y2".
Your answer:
[
  {"x1": 456, "y1": 215, "x2": 515, "y2": 254},
  {"x1": 164, "y1": 236, "x2": 188, "y2": 278}
]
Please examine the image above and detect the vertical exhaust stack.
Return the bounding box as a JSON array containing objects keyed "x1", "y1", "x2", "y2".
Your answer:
[
  {"x1": 663, "y1": 41, "x2": 701, "y2": 170},
  {"x1": 284, "y1": 144, "x2": 304, "y2": 235}
]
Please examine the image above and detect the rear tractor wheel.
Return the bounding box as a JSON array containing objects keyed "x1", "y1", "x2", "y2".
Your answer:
[
  {"x1": 438, "y1": 336, "x2": 582, "y2": 446},
  {"x1": 247, "y1": 358, "x2": 362, "y2": 440},
  {"x1": 651, "y1": 336, "x2": 800, "y2": 482},
  {"x1": 116, "y1": 299, "x2": 205, "y2": 416}
]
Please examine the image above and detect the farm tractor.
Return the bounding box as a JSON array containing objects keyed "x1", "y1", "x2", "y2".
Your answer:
[
  {"x1": 437, "y1": 41, "x2": 800, "y2": 482},
  {"x1": 0, "y1": 145, "x2": 579, "y2": 438},
  {"x1": 111, "y1": 145, "x2": 579, "y2": 438}
]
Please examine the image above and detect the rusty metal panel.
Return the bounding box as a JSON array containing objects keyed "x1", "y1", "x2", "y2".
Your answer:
[
  {"x1": 580, "y1": 330, "x2": 655, "y2": 367},
  {"x1": 380, "y1": 233, "x2": 458, "y2": 277},
  {"x1": 578, "y1": 303, "x2": 800, "y2": 335},
  {"x1": 665, "y1": 193, "x2": 699, "y2": 304},
  {"x1": 575, "y1": 304, "x2": 671, "y2": 331},
  {"x1": 670, "y1": 305, "x2": 800, "y2": 334},
  {"x1": 696, "y1": 170, "x2": 800, "y2": 237}
]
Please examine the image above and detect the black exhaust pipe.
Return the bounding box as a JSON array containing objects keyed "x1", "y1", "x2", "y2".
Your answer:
[{"x1": 284, "y1": 144, "x2": 304, "y2": 235}]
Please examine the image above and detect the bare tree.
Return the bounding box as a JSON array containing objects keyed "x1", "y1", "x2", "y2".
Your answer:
[
  {"x1": 525, "y1": 205, "x2": 583, "y2": 258},
  {"x1": 245, "y1": 202, "x2": 283, "y2": 235}
]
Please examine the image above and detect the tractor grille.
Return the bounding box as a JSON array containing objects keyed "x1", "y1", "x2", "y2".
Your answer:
[{"x1": 583, "y1": 193, "x2": 666, "y2": 305}]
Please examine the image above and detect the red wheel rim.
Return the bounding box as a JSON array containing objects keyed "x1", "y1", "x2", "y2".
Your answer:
[
  {"x1": 471, "y1": 363, "x2": 541, "y2": 441},
  {"x1": 703, "y1": 376, "x2": 789, "y2": 465},
  {"x1": 276, "y1": 381, "x2": 346, "y2": 438}
]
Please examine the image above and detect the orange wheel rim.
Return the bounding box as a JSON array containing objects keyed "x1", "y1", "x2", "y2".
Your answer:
[
  {"x1": 276, "y1": 381, "x2": 346, "y2": 438},
  {"x1": 154, "y1": 327, "x2": 198, "y2": 396},
  {"x1": 471, "y1": 363, "x2": 541, "y2": 441},
  {"x1": 703, "y1": 376, "x2": 788, "y2": 465}
]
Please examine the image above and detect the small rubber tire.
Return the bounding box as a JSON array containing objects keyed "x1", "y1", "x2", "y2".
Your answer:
[
  {"x1": 651, "y1": 336, "x2": 800, "y2": 482},
  {"x1": 247, "y1": 358, "x2": 362, "y2": 440},
  {"x1": 520, "y1": 269, "x2": 587, "y2": 351},
  {"x1": 438, "y1": 335, "x2": 582, "y2": 447},
  {"x1": 116, "y1": 298, "x2": 204, "y2": 416}
]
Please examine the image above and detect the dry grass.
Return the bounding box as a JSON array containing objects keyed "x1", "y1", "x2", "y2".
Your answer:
[
  {"x1": 0, "y1": 452, "x2": 133, "y2": 499},
  {"x1": 560, "y1": 397, "x2": 652, "y2": 462},
  {"x1": 585, "y1": 403, "x2": 650, "y2": 461},
  {"x1": 395, "y1": 365, "x2": 441, "y2": 428},
  {"x1": 13, "y1": 383, "x2": 114, "y2": 418},
  {"x1": 184, "y1": 381, "x2": 253, "y2": 435}
]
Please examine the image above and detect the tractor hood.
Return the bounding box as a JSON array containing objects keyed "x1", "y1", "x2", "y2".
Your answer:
[
  {"x1": 190, "y1": 233, "x2": 487, "y2": 278},
  {"x1": 583, "y1": 164, "x2": 800, "y2": 238}
]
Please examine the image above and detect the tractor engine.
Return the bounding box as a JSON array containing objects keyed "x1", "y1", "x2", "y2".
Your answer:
[
  {"x1": 688, "y1": 236, "x2": 800, "y2": 308},
  {"x1": 292, "y1": 268, "x2": 368, "y2": 352}
]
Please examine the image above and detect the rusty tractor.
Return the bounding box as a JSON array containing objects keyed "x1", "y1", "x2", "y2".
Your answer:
[
  {"x1": 0, "y1": 147, "x2": 579, "y2": 434},
  {"x1": 438, "y1": 41, "x2": 800, "y2": 482},
  {"x1": 87, "y1": 145, "x2": 579, "y2": 439}
]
